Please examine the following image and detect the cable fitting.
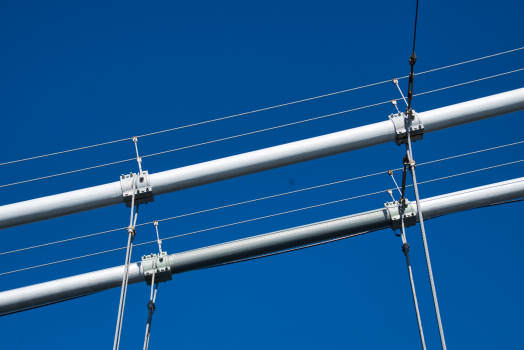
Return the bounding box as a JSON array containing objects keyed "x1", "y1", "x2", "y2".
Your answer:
[
  {"x1": 402, "y1": 242, "x2": 410, "y2": 256},
  {"x1": 147, "y1": 300, "x2": 156, "y2": 313},
  {"x1": 142, "y1": 251, "x2": 172, "y2": 286},
  {"x1": 388, "y1": 111, "x2": 424, "y2": 145},
  {"x1": 409, "y1": 52, "x2": 417, "y2": 66},
  {"x1": 127, "y1": 226, "x2": 136, "y2": 237},
  {"x1": 384, "y1": 198, "x2": 417, "y2": 231},
  {"x1": 120, "y1": 171, "x2": 154, "y2": 207}
]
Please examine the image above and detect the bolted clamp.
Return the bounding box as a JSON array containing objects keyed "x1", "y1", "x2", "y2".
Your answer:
[
  {"x1": 142, "y1": 251, "x2": 172, "y2": 286},
  {"x1": 120, "y1": 171, "x2": 154, "y2": 207},
  {"x1": 384, "y1": 198, "x2": 417, "y2": 231},
  {"x1": 388, "y1": 111, "x2": 424, "y2": 145}
]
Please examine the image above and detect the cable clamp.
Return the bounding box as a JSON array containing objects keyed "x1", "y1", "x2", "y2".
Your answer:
[
  {"x1": 120, "y1": 171, "x2": 154, "y2": 207},
  {"x1": 127, "y1": 226, "x2": 136, "y2": 237},
  {"x1": 384, "y1": 198, "x2": 417, "y2": 231},
  {"x1": 402, "y1": 242, "x2": 410, "y2": 256},
  {"x1": 147, "y1": 300, "x2": 156, "y2": 313},
  {"x1": 388, "y1": 111, "x2": 424, "y2": 145},
  {"x1": 142, "y1": 251, "x2": 172, "y2": 286}
]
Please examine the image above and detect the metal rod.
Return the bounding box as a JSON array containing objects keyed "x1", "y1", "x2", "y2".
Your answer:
[
  {"x1": 1, "y1": 176, "x2": 524, "y2": 316},
  {"x1": 0, "y1": 88, "x2": 523, "y2": 230}
]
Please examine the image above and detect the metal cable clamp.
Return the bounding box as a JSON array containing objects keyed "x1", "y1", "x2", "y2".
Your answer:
[
  {"x1": 120, "y1": 172, "x2": 154, "y2": 207},
  {"x1": 384, "y1": 198, "x2": 417, "y2": 231},
  {"x1": 388, "y1": 111, "x2": 424, "y2": 145},
  {"x1": 142, "y1": 252, "x2": 172, "y2": 286}
]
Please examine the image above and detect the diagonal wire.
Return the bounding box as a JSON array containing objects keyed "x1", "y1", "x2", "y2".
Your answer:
[
  {"x1": 1, "y1": 46, "x2": 523, "y2": 168},
  {"x1": 1, "y1": 138, "x2": 524, "y2": 257},
  {"x1": 1, "y1": 157, "x2": 523, "y2": 276},
  {"x1": 3, "y1": 66, "x2": 524, "y2": 190}
]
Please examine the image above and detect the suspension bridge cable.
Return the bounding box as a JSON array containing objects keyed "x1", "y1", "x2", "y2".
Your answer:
[
  {"x1": 1, "y1": 139, "x2": 523, "y2": 257},
  {"x1": 2, "y1": 66, "x2": 524, "y2": 190},
  {"x1": 1, "y1": 157, "x2": 523, "y2": 277},
  {"x1": 1, "y1": 46, "x2": 523, "y2": 168}
]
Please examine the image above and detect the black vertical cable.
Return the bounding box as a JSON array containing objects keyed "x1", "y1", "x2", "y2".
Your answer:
[{"x1": 406, "y1": 0, "x2": 419, "y2": 113}]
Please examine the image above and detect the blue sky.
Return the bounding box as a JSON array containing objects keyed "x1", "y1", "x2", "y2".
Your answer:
[{"x1": 1, "y1": 1, "x2": 524, "y2": 349}]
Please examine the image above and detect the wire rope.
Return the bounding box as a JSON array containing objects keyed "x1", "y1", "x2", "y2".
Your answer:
[
  {"x1": 1, "y1": 157, "x2": 523, "y2": 276},
  {"x1": 1, "y1": 46, "x2": 523, "y2": 168},
  {"x1": 2, "y1": 66, "x2": 524, "y2": 189},
  {"x1": 1, "y1": 139, "x2": 523, "y2": 258}
]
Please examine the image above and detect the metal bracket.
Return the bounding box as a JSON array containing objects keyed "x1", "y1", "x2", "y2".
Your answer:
[
  {"x1": 384, "y1": 198, "x2": 417, "y2": 231},
  {"x1": 142, "y1": 251, "x2": 172, "y2": 286},
  {"x1": 388, "y1": 111, "x2": 424, "y2": 145},
  {"x1": 120, "y1": 171, "x2": 154, "y2": 207}
]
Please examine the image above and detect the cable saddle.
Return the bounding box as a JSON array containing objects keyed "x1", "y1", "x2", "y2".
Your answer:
[
  {"x1": 142, "y1": 252, "x2": 172, "y2": 286},
  {"x1": 388, "y1": 112, "x2": 424, "y2": 145},
  {"x1": 384, "y1": 198, "x2": 417, "y2": 231},
  {"x1": 120, "y1": 172, "x2": 154, "y2": 207}
]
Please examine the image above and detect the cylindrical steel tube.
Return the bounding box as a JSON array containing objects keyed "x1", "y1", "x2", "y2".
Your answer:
[
  {"x1": 0, "y1": 88, "x2": 522, "y2": 230},
  {"x1": 1, "y1": 176, "x2": 523, "y2": 316}
]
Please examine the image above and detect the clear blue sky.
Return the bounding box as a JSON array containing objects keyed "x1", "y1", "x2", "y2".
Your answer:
[{"x1": 1, "y1": 1, "x2": 523, "y2": 349}]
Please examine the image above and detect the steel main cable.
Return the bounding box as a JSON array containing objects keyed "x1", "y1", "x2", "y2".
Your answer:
[
  {"x1": 2, "y1": 66, "x2": 524, "y2": 190},
  {"x1": 1, "y1": 46, "x2": 523, "y2": 168},
  {"x1": 1, "y1": 139, "x2": 523, "y2": 258},
  {"x1": 1, "y1": 157, "x2": 523, "y2": 277}
]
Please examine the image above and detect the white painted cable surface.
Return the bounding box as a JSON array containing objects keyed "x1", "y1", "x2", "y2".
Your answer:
[
  {"x1": 1, "y1": 176, "x2": 524, "y2": 316},
  {"x1": 0, "y1": 87, "x2": 523, "y2": 231},
  {"x1": 2, "y1": 46, "x2": 522, "y2": 168}
]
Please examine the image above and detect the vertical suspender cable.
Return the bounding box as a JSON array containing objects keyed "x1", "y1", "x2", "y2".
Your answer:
[
  {"x1": 397, "y1": 163, "x2": 427, "y2": 349},
  {"x1": 406, "y1": 120, "x2": 448, "y2": 350},
  {"x1": 403, "y1": 1, "x2": 448, "y2": 347},
  {"x1": 113, "y1": 176, "x2": 139, "y2": 350}
]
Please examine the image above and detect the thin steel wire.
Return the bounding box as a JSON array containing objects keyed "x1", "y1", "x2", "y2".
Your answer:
[
  {"x1": 3, "y1": 65, "x2": 524, "y2": 189},
  {"x1": 2, "y1": 45, "x2": 523, "y2": 168},
  {"x1": 1, "y1": 140, "x2": 523, "y2": 258},
  {"x1": 2, "y1": 157, "x2": 523, "y2": 276}
]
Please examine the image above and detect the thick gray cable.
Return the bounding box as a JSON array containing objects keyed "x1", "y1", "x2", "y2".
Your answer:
[
  {"x1": 1, "y1": 140, "x2": 523, "y2": 258},
  {"x1": 2, "y1": 46, "x2": 522, "y2": 168},
  {"x1": 113, "y1": 176, "x2": 139, "y2": 350},
  {"x1": 399, "y1": 197, "x2": 427, "y2": 350},
  {"x1": 113, "y1": 227, "x2": 133, "y2": 350},
  {"x1": 2, "y1": 66, "x2": 524, "y2": 189},
  {"x1": 2, "y1": 157, "x2": 524, "y2": 277},
  {"x1": 406, "y1": 119, "x2": 447, "y2": 350}
]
